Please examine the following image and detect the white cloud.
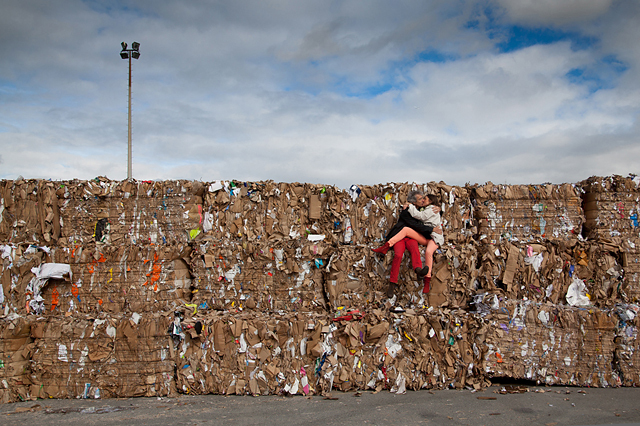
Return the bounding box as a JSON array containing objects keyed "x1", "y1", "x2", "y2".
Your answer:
[{"x1": 0, "y1": 0, "x2": 638, "y2": 188}]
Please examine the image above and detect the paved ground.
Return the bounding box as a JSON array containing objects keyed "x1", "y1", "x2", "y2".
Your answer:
[{"x1": 1, "y1": 385, "x2": 640, "y2": 425}]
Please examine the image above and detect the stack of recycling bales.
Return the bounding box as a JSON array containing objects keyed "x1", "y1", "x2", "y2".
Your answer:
[
  {"x1": 468, "y1": 180, "x2": 626, "y2": 386},
  {"x1": 580, "y1": 175, "x2": 640, "y2": 385},
  {"x1": 1, "y1": 175, "x2": 639, "y2": 403}
]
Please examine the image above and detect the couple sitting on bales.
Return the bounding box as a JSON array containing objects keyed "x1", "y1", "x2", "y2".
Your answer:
[{"x1": 372, "y1": 189, "x2": 444, "y2": 298}]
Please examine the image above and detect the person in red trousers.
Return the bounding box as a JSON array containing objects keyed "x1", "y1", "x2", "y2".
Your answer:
[
  {"x1": 385, "y1": 237, "x2": 424, "y2": 298},
  {"x1": 373, "y1": 190, "x2": 435, "y2": 297}
]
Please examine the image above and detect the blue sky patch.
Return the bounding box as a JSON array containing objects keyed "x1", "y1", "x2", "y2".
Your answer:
[
  {"x1": 338, "y1": 80, "x2": 397, "y2": 99},
  {"x1": 495, "y1": 26, "x2": 597, "y2": 53},
  {"x1": 337, "y1": 49, "x2": 456, "y2": 98},
  {"x1": 566, "y1": 55, "x2": 628, "y2": 93}
]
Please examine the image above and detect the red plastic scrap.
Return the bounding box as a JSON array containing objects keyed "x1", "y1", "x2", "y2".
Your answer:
[{"x1": 332, "y1": 309, "x2": 363, "y2": 321}]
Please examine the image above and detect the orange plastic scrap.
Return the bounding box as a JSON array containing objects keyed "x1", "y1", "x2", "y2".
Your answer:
[
  {"x1": 51, "y1": 287, "x2": 59, "y2": 311},
  {"x1": 145, "y1": 252, "x2": 162, "y2": 289},
  {"x1": 496, "y1": 352, "x2": 504, "y2": 363}
]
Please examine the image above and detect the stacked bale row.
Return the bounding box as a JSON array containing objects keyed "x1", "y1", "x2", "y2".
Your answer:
[
  {"x1": 579, "y1": 175, "x2": 640, "y2": 386},
  {"x1": 0, "y1": 175, "x2": 637, "y2": 403},
  {"x1": 172, "y1": 307, "x2": 487, "y2": 396}
]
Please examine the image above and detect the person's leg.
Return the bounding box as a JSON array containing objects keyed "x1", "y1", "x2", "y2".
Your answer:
[
  {"x1": 404, "y1": 238, "x2": 422, "y2": 271},
  {"x1": 389, "y1": 239, "x2": 407, "y2": 284},
  {"x1": 385, "y1": 238, "x2": 407, "y2": 298},
  {"x1": 422, "y1": 240, "x2": 439, "y2": 294},
  {"x1": 424, "y1": 240, "x2": 438, "y2": 277},
  {"x1": 387, "y1": 227, "x2": 429, "y2": 247}
]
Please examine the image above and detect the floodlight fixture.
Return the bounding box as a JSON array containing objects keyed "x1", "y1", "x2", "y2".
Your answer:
[{"x1": 119, "y1": 42, "x2": 141, "y2": 180}]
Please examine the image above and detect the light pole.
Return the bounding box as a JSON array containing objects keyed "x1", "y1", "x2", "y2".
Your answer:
[{"x1": 120, "y1": 42, "x2": 140, "y2": 180}]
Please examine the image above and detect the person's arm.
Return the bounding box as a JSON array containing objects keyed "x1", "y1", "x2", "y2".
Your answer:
[
  {"x1": 407, "y1": 204, "x2": 439, "y2": 224},
  {"x1": 397, "y1": 209, "x2": 433, "y2": 239}
]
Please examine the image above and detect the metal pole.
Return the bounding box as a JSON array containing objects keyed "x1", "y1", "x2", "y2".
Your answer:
[{"x1": 127, "y1": 54, "x2": 132, "y2": 180}]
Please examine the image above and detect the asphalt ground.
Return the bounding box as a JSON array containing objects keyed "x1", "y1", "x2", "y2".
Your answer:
[{"x1": 1, "y1": 384, "x2": 640, "y2": 426}]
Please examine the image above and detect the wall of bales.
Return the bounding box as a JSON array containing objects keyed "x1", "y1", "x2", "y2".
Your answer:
[{"x1": 0, "y1": 175, "x2": 638, "y2": 403}]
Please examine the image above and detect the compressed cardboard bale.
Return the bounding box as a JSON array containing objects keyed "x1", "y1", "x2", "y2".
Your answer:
[
  {"x1": 471, "y1": 182, "x2": 583, "y2": 244},
  {"x1": 0, "y1": 243, "x2": 53, "y2": 315},
  {"x1": 362, "y1": 308, "x2": 485, "y2": 392},
  {"x1": 471, "y1": 239, "x2": 623, "y2": 308},
  {"x1": 0, "y1": 316, "x2": 33, "y2": 403},
  {"x1": 44, "y1": 243, "x2": 188, "y2": 315},
  {"x1": 191, "y1": 180, "x2": 336, "y2": 314},
  {"x1": 28, "y1": 313, "x2": 176, "y2": 399},
  {"x1": 189, "y1": 238, "x2": 328, "y2": 313},
  {"x1": 324, "y1": 245, "x2": 384, "y2": 310},
  {"x1": 580, "y1": 175, "x2": 640, "y2": 240},
  {"x1": 57, "y1": 178, "x2": 204, "y2": 246},
  {"x1": 0, "y1": 179, "x2": 61, "y2": 244},
  {"x1": 172, "y1": 311, "x2": 331, "y2": 396},
  {"x1": 423, "y1": 243, "x2": 478, "y2": 309},
  {"x1": 477, "y1": 300, "x2": 617, "y2": 387},
  {"x1": 202, "y1": 181, "x2": 328, "y2": 244},
  {"x1": 323, "y1": 243, "x2": 475, "y2": 312},
  {"x1": 579, "y1": 176, "x2": 640, "y2": 302},
  {"x1": 337, "y1": 182, "x2": 472, "y2": 246},
  {"x1": 0, "y1": 242, "x2": 188, "y2": 317},
  {"x1": 613, "y1": 304, "x2": 640, "y2": 386},
  {"x1": 423, "y1": 182, "x2": 476, "y2": 244},
  {"x1": 620, "y1": 240, "x2": 640, "y2": 302}
]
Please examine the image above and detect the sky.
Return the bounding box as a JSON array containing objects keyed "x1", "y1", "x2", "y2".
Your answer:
[{"x1": 0, "y1": 0, "x2": 638, "y2": 188}]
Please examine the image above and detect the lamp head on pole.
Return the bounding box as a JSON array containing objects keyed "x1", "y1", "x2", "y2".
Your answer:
[
  {"x1": 121, "y1": 42, "x2": 127, "y2": 50},
  {"x1": 120, "y1": 51, "x2": 130, "y2": 59},
  {"x1": 131, "y1": 42, "x2": 140, "y2": 51}
]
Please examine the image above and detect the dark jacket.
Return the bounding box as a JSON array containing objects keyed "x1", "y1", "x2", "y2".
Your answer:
[{"x1": 384, "y1": 208, "x2": 433, "y2": 242}]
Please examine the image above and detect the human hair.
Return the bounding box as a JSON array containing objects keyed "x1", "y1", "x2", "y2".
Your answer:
[
  {"x1": 407, "y1": 190, "x2": 424, "y2": 203},
  {"x1": 426, "y1": 194, "x2": 438, "y2": 205}
]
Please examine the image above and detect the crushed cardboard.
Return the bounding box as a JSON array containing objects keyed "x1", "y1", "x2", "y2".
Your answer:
[{"x1": 0, "y1": 175, "x2": 638, "y2": 402}]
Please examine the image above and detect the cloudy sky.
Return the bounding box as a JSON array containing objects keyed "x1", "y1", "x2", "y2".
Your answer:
[{"x1": 1, "y1": 0, "x2": 638, "y2": 188}]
